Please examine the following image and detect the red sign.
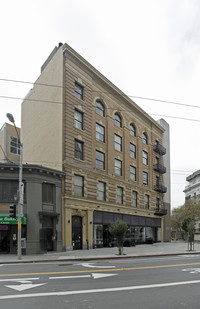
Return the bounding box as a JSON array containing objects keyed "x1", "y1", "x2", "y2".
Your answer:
[{"x1": 0, "y1": 225, "x2": 8, "y2": 230}]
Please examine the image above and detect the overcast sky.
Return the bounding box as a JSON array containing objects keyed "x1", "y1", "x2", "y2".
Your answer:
[{"x1": 1, "y1": 0, "x2": 200, "y2": 210}]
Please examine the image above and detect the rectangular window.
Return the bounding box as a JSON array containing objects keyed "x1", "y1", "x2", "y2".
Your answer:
[
  {"x1": 130, "y1": 165, "x2": 136, "y2": 181},
  {"x1": 74, "y1": 82, "x2": 83, "y2": 100},
  {"x1": 42, "y1": 183, "x2": 55, "y2": 204},
  {"x1": 130, "y1": 143, "x2": 136, "y2": 159},
  {"x1": 142, "y1": 151, "x2": 148, "y2": 165},
  {"x1": 156, "y1": 197, "x2": 160, "y2": 210},
  {"x1": 117, "y1": 186, "x2": 123, "y2": 204},
  {"x1": 96, "y1": 150, "x2": 105, "y2": 170},
  {"x1": 10, "y1": 136, "x2": 20, "y2": 155},
  {"x1": 74, "y1": 109, "x2": 83, "y2": 130},
  {"x1": 115, "y1": 159, "x2": 122, "y2": 176},
  {"x1": 143, "y1": 172, "x2": 148, "y2": 185},
  {"x1": 96, "y1": 123, "x2": 105, "y2": 143},
  {"x1": 74, "y1": 175, "x2": 84, "y2": 197},
  {"x1": 114, "y1": 134, "x2": 122, "y2": 152},
  {"x1": 0, "y1": 180, "x2": 19, "y2": 202},
  {"x1": 145, "y1": 194, "x2": 149, "y2": 209},
  {"x1": 98, "y1": 181, "x2": 106, "y2": 201},
  {"x1": 74, "y1": 139, "x2": 84, "y2": 160},
  {"x1": 132, "y1": 191, "x2": 137, "y2": 207}
]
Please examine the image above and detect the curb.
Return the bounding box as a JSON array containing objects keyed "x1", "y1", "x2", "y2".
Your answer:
[{"x1": 1, "y1": 251, "x2": 200, "y2": 264}]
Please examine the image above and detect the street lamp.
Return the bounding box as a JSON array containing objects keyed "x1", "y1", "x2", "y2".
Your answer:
[{"x1": 6, "y1": 113, "x2": 23, "y2": 260}]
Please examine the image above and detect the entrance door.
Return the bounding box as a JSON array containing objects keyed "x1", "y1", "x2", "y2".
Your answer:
[
  {"x1": 72, "y1": 216, "x2": 82, "y2": 250},
  {"x1": 0, "y1": 230, "x2": 9, "y2": 253}
]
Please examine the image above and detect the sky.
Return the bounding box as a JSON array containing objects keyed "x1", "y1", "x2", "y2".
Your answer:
[{"x1": 1, "y1": 0, "x2": 200, "y2": 210}]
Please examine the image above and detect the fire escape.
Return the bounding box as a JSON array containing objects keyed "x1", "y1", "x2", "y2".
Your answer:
[{"x1": 153, "y1": 141, "x2": 167, "y2": 216}]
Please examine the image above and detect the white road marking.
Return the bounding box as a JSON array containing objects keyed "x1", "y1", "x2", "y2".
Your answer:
[
  {"x1": 6, "y1": 283, "x2": 46, "y2": 292},
  {"x1": 1, "y1": 280, "x2": 200, "y2": 300},
  {"x1": 0, "y1": 278, "x2": 39, "y2": 282},
  {"x1": 182, "y1": 268, "x2": 200, "y2": 274},
  {"x1": 79, "y1": 263, "x2": 115, "y2": 268},
  {"x1": 49, "y1": 273, "x2": 117, "y2": 280}
]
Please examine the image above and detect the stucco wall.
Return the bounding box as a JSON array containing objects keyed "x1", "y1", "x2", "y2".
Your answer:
[{"x1": 21, "y1": 46, "x2": 64, "y2": 171}]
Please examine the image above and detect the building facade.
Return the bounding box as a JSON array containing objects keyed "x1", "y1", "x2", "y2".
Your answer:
[
  {"x1": 0, "y1": 163, "x2": 64, "y2": 254},
  {"x1": 21, "y1": 43, "x2": 171, "y2": 250},
  {"x1": 0, "y1": 123, "x2": 20, "y2": 164}
]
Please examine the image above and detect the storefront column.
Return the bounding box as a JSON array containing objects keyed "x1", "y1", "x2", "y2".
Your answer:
[
  {"x1": 161, "y1": 217, "x2": 164, "y2": 242},
  {"x1": 64, "y1": 208, "x2": 72, "y2": 250},
  {"x1": 87, "y1": 210, "x2": 93, "y2": 249}
]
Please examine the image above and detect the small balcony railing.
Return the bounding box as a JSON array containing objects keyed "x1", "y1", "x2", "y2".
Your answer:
[
  {"x1": 154, "y1": 208, "x2": 167, "y2": 216},
  {"x1": 153, "y1": 164, "x2": 166, "y2": 174},
  {"x1": 153, "y1": 143, "x2": 166, "y2": 156},
  {"x1": 154, "y1": 184, "x2": 167, "y2": 193}
]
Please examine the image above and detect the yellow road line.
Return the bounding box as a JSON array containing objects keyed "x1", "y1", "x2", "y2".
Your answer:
[{"x1": 1, "y1": 262, "x2": 200, "y2": 277}]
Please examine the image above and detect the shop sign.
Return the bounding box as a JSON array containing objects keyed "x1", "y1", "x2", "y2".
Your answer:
[{"x1": 0, "y1": 214, "x2": 27, "y2": 225}]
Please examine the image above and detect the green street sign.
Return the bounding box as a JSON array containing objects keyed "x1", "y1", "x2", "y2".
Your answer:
[{"x1": 0, "y1": 214, "x2": 27, "y2": 225}]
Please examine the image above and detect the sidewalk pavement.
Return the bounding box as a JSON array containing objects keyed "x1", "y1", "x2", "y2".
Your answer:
[{"x1": 1, "y1": 242, "x2": 200, "y2": 264}]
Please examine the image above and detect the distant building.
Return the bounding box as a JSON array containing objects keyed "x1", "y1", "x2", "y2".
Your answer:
[
  {"x1": 184, "y1": 170, "x2": 200, "y2": 201},
  {"x1": 0, "y1": 123, "x2": 21, "y2": 164},
  {"x1": 21, "y1": 43, "x2": 171, "y2": 250},
  {"x1": 184, "y1": 170, "x2": 200, "y2": 241}
]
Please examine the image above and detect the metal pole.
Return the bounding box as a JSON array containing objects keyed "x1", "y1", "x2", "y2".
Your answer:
[{"x1": 17, "y1": 142, "x2": 23, "y2": 260}]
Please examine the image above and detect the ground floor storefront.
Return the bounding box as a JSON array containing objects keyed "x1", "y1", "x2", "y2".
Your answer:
[
  {"x1": 0, "y1": 215, "x2": 27, "y2": 254},
  {"x1": 63, "y1": 208, "x2": 162, "y2": 251}
]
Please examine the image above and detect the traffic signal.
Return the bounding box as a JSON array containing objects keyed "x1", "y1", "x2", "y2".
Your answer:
[{"x1": 9, "y1": 204, "x2": 16, "y2": 219}]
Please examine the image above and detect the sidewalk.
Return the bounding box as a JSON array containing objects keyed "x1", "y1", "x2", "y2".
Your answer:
[{"x1": 1, "y1": 242, "x2": 200, "y2": 264}]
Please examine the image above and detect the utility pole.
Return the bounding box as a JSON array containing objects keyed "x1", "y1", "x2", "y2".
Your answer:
[{"x1": 6, "y1": 113, "x2": 23, "y2": 260}]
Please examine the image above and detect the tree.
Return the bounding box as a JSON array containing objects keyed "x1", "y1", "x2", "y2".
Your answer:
[
  {"x1": 182, "y1": 218, "x2": 195, "y2": 251},
  {"x1": 109, "y1": 220, "x2": 128, "y2": 255},
  {"x1": 171, "y1": 199, "x2": 200, "y2": 249}
]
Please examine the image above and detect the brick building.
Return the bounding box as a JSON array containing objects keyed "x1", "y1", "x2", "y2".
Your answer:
[{"x1": 21, "y1": 43, "x2": 171, "y2": 250}]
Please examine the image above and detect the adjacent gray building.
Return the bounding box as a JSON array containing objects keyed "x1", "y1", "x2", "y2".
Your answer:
[{"x1": 0, "y1": 163, "x2": 64, "y2": 254}]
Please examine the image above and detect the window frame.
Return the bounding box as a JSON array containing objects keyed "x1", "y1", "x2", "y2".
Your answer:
[
  {"x1": 114, "y1": 113, "x2": 122, "y2": 127},
  {"x1": 117, "y1": 186, "x2": 123, "y2": 204},
  {"x1": 142, "y1": 150, "x2": 148, "y2": 165},
  {"x1": 130, "y1": 124, "x2": 136, "y2": 137},
  {"x1": 96, "y1": 123, "x2": 105, "y2": 143},
  {"x1": 130, "y1": 142, "x2": 136, "y2": 159},
  {"x1": 74, "y1": 82, "x2": 83, "y2": 100},
  {"x1": 98, "y1": 181, "x2": 106, "y2": 201},
  {"x1": 74, "y1": 175, "x2": 84, "y2": 197},
  {"x1": 96, "y1": 150, "x2": 105, "y2": 170},
  {"x1": 143, "y1": 171, "x2": 148, "y2": 185},
  {"x1": 132, "y1": 191, "x2": 137, "y2": 207},
  {"x1": 145, "y1": 194, "x2": 149, "y2": 209},
  {"x1": 96, "y1": 100, "x2": 105, "y2": 117},
  {"x1": 74, "y1": 109, "x2": 83, "y2": 130},
  {"x1": 114, "y1": 134, "x2": 122, "y2": 152},
  {"x1": 74, "y1": 139, "x2": 84, "y2": 160},
  {"x1": 10, "y1": 136, "x2": 20, "y2": 155},
  {"x1": 42, "y1": 183, "x2": 55, "y2": 204},
  {"x1": 142, "y1": 132, "x2": 148, "y2": 144},
  {"x1": 130, "y1": 165, "x2": 136, "y2": 181},
  {"x1": 115, "y1": 158, "x2": 122, "y2": 176}
]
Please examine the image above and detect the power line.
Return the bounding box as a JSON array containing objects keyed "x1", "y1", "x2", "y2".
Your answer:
[
  {"x1": 1, "y1": 94, "x2": 200, "y2": 123},
  {"x1": 1, "y1": 77, "x2": 200, "y2": 110}
]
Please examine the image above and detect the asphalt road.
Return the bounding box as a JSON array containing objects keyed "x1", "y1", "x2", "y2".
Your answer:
[{"x1": 1, "y1": 254, "x2": 200, "y2": 308}]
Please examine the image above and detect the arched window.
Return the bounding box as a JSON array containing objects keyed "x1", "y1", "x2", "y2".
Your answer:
[
  {"x1": 142, "y1": 132, "x2": 148, "y2": 144},
  {"x1": 115, "y1": 113, "x2": 122, "y2": 127},
  {"x1": 130, "y1": 124, "x2": 136, "y2": 136},
  {"x1": 96, "y1": 100, "x2": 105, "y2": 117}
]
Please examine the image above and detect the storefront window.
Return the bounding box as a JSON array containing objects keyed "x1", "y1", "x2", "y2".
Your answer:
[{"x1": 93, "y1": 224, "x2": 103, "y2": 248}]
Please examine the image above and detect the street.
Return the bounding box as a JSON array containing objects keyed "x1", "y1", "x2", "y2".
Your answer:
[{"x1": 1, "y1": 254, "x2": 200, "y2": 308}]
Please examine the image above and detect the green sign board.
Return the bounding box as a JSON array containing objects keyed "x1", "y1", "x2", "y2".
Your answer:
[{"x1": 0, "y1": 214, "x2": 27, "y2": 225}]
